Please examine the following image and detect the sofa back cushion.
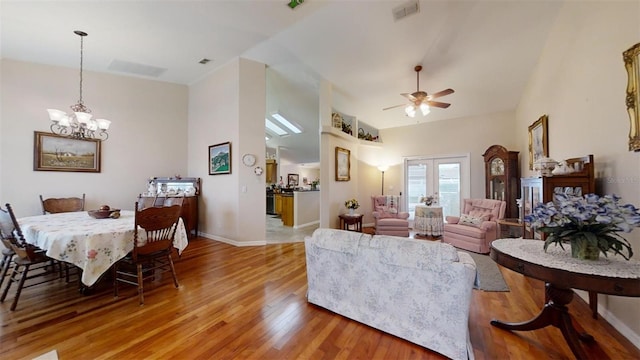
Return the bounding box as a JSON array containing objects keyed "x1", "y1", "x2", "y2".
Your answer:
[
  {"x1": 372, "y1": 195, "x2": 401, "y2": 218},
  {"x1": 462, "y1": 198, "x2": 506, "y2": 221},
  {"x1": 307, "y1": 228, "x2": 371, "y2": 254}
]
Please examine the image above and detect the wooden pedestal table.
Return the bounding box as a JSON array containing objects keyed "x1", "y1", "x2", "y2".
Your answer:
[
  {"x1": 489, "y1": 239, "x2": 640, "y2": 360},
  {"x1": 339, "y1": 213, "x2": 363, "y2": 232}
]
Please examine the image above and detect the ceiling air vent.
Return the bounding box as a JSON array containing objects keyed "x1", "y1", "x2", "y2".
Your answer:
[
  {"x1": 108, "y1": 59, "x2": 167, "y2": 77},
  {"x1": 392, "y1": 0, "x2": 420, "y2": 22}
]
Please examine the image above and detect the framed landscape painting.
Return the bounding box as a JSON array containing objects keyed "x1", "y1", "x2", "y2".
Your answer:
[
  {"x1": 209, "y1": 142, "x2": 231, "y2": 175},
  {"x1": 34, "y1": 131, "x2": 101, "y2": 172},
  {"x1": 528, "y1": 115, "x2": 549, "y2": 170},
  {"x1": 335, "y1": 146, "x2": 350, "y2": 181}
]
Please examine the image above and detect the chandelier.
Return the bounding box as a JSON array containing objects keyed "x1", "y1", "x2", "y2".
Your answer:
[{"x1": 47, "y1": 30, "x2": 110, "y2": 140}]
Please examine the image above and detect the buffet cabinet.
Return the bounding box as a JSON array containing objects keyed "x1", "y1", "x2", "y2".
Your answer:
[
  {"x1": 521, "y1": 155, "x2": 595, "y2": 239},
  {"x1": 143, "y1": 177, "x2": 200, "y2": 239}
]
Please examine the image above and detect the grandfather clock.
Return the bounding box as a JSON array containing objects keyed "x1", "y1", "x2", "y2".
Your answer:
[{"x1": 483, "y1": 145, "x2": 520, "y2": 219}]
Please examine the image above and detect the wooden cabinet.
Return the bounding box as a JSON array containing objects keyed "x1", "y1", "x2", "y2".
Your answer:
[
  {"x1": 266, "y1": 159, "x2": 277, "y2": 184},
  {"x1": 521, "y1": 155, "x2": 595, "y2": 239},
  {"x1": 145, "y1": 177, "x2": 200, "y2": 239},
  {"x1": 274, "y1": 193, "x2": 283, "y2": 215},
  {"x1": 483, "y1": 145, "x2": 520, "y2": 219},
  {"x1": 181, "y1": 196, "x2": 199, "y2": 239},
  {"x1": 281, "y1": 195, "x2": 294, "y2": 226}
]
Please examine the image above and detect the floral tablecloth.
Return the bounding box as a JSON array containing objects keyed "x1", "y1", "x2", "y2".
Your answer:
[
  {"x1": 19, "y1": 210, "x2": 189, "y2": 286},
  {"x1": 414, "y1": 205, "x2": 444, "y2": 236}
]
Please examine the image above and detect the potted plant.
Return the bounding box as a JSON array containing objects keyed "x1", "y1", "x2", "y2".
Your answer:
[
  {"x1": 344, "y1": 198, "x2": 360, "y2": 215},
  {"x1": 524, "y1": 193, "x2": 639, "y2": 260}
]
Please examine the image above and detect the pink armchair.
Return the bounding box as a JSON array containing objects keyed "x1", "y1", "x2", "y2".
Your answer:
[
  {"x1": 371, "y1": 195, "x2": 410, "y2": 237},
  {"x1": 443, "y1": 198, "x2": 506, "y2": 253}
]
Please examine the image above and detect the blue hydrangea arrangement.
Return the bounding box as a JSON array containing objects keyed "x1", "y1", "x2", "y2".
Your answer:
[{"x1": 524, "y1": 193, "x2": 639, "y2": 260}]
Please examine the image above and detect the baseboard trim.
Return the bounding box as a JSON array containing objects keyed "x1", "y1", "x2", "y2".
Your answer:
[
  {"x1": 198, "y1": 232, "x2": 267, "y2": 247},
  {"x1": 294, "y1": 220, "x2": 319, "y2": 229},
  {"x1": 575, "y1": 291, "x2": 640, "y2": 350}
]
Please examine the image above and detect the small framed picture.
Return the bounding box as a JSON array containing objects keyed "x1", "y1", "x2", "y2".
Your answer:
[
  {"x1": 335, "y1": 146, "x2": 351, "y2": 181},
  {"x1": 33, "y1": 131, "x2": 101, "y2": 172},
  {"x1": 209, "y1": 142, "x2": 231, "y2": 175},
  {"x1": 288, "y1": 173, "x2": 299, "y2": 187}
]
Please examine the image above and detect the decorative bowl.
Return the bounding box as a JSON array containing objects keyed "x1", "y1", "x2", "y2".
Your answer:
[{"x1": 88, "y1": 209, "x2": 121, "y2": 219}]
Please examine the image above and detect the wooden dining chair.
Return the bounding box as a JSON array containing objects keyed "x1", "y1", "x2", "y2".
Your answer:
[
  {"x1": 136, "y1": 194, "x2": 158, "y2": 210},
  {"x1": 40, "y1": 194, "x2": 86, "y2": 214},
  {"x1": 0, "y1": 203, "x2": 60, "y2": 311},
  {"x1": 0, "y1": 207, "x2": 17, "y2": 291},
  {"x1": 113, "y1": 203, "x2": 182, "y2": 305}
]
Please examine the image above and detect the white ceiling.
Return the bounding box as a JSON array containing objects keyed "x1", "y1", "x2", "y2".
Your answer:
[{"x1": 1, "y1": 0, "x2": 563, "y2": 164}]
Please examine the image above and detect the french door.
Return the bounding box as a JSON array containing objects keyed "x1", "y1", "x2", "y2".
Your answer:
[{"x1": 404, "y1": 155, "x2": 470, "y2": 223}]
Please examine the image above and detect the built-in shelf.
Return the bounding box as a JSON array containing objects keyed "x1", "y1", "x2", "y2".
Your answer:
[
  {"x1": 329, "y1": 110, "x2": 382, "y2": 145},
  {"x1": 321, "y1": 126, "x2": 383, "y2": 147}
]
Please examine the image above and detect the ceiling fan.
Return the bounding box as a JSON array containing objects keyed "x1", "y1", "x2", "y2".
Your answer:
[{"x1": 383, "y1": 65, "x2": 454, "y2": 117}]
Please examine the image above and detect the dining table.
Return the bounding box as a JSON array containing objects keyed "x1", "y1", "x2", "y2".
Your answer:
[{"x1": 18, "y1": 210, "x2": 189, "y2": 287}]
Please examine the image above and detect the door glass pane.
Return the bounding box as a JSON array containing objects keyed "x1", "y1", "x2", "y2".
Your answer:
[
  {"x1": 406, "y1": 161, "x2": 427, "y2": 216},
  {"x1": 438, "y1": 163, "x2": 460, "y2": 218}
]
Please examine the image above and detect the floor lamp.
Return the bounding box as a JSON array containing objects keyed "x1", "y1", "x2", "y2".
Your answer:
[{"x1": 377, "y1": 165, "x2": 389, "y2": 195}]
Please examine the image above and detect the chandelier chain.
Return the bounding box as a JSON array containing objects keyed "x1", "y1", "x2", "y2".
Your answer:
[{"x1": 78, "y1": 33, "x2": 84, "y2": 106}]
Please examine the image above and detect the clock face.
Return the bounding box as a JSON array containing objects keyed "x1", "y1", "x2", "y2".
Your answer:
[
  {"x1": 242, "y1": 154, "x2": 257, "y2": 167},
  {"x1": 490, "y1": 158, "x2": 505, "y2": 176}
]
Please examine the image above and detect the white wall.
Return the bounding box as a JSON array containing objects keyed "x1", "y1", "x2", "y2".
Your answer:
[
  {"x1": 359, "y1": 110, "x2": 517, "y2": 224},
  {"x1": 187, "y1": 58, "x2": 267, "y2": 245},
  {"x1": 516, "y1": 1, "x2": 640, "y2": 343},
  {"x1": 0, "y1": 59, "x2": 188, "y2": 216}
]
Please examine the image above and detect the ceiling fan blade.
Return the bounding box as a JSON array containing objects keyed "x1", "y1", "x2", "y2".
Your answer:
[
  {"x1": 428, "y1": 88, "x2": 455, "y2": 99},
  {"x1": 401, "y1": 93, "x2": 417, "y2": 101},
  {"x1": 427, "y1": 101, "x2": 451, "y2": 109},
  {"x1": 383, "y1": 103, "x2": 407, "y2": 111}
]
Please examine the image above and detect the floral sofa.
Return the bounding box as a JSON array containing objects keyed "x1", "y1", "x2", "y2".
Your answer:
[{"x1": 305, "y1": 228, "x2": 477, "y2": 360}]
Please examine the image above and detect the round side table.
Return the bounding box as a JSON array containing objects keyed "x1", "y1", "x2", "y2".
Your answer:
[{"x1": 338, "y1": 213, "x2": 363, "y2": 232}]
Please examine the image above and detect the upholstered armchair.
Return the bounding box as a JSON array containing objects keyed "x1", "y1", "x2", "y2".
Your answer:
[
  {"x1": 371, "y1": 195, "x2": 410, "y2": 237},
  {"x1": 443, "y1": 198, "x2": 506, "y2": 253}
]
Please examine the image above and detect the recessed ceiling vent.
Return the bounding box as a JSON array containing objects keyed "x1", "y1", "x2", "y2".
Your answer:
[
  {"x1": 199, "y1": 58, "x2": 212, "y2": 64},
  {"x1": 108, "y1": 59, "x2": 167, "y2": 77},
  {"x1": 392, "y1": 0, "x2": 420, "y2": 21}
]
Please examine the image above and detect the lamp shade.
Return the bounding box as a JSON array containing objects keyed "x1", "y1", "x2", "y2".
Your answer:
[
  {"x1": 405, "y1": 105, "x2": 416, "y2": 117},
  {"x1": 96, "y1": 119, "x2": 111, "y2": 130},
  {"x1": 75, "y1": 111, "x2": 93, "y2": 124},
  {"x1": 47, "y1": 109, "x2": 67, "y2": 121},
  {"x1": 419, "y1": 103, "x2": 430, "y2": 116}
]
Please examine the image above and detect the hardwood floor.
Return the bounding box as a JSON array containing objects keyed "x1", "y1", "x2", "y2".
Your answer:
[{"x1": 1, "y1": 237, "x2": 638, "y2": 359}]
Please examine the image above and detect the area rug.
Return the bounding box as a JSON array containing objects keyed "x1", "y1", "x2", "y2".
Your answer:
[{"x1": 461, "y1": 251, "x2": 510, "y2": 292}]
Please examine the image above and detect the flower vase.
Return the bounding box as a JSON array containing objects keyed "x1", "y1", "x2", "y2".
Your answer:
[
  {"x1": 349, "y1": 208, "x2": 355, "y2": 216},
  {"x1": 570, "y1": 236, "x2": 600, "y2": 261}
]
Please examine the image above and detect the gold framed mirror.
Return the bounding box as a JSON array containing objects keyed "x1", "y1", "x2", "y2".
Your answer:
[{"x1": 623, "y1": 42, "x2": 640, "y2": 152}]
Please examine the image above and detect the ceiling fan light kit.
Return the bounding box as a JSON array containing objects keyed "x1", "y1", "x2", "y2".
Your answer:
[{"x1": 384, "y1": 65, "x2": 454, "y2": 118}]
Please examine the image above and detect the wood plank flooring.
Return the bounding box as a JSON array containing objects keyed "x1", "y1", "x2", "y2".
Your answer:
[{"x1": 1, "y1": 238, "x2": 638, "y2": 359}]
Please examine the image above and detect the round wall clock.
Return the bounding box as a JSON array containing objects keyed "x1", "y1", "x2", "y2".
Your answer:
[
  {"x1": 254, "y1": 166, "x2": 264, "y2": 175},
  {"x1": 242, "y1": 153, "x2": 257, "y2": 167}
]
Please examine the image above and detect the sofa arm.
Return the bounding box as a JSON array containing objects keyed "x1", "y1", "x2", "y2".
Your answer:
[
  {"x1": 445, "y1": 216, "x2": 460, "y2": 224},
  {"x1": 397, "y1": 211, "x2": 410, "y2": 220},
  {"x1": 480, "y1": 220, "x2": 499, "y2": 240}
]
